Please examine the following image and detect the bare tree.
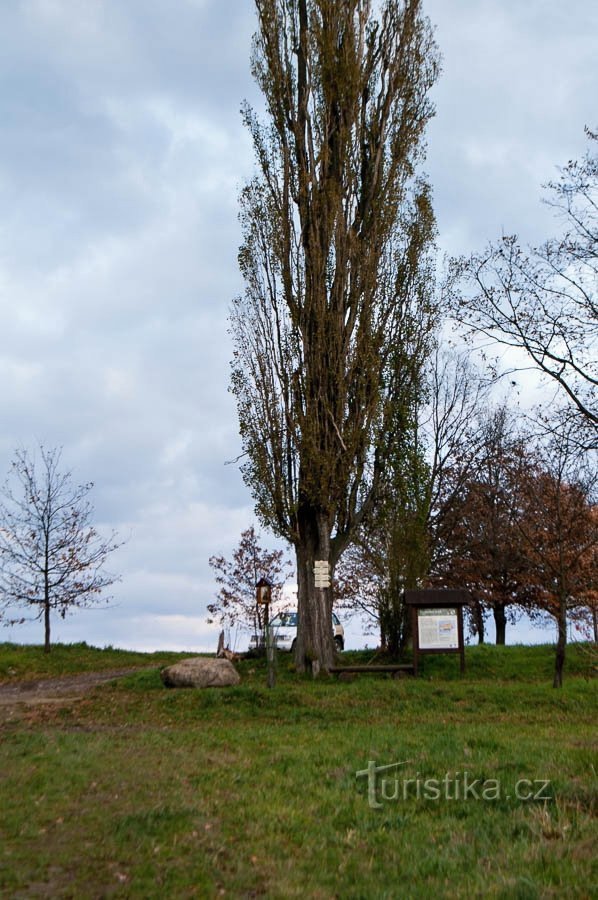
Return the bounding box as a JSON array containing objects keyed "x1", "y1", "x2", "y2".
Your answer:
[
  {"x1": 423, "y1": 349, "x2": 492, "y2": 559},
  {"x1": 0, "y1": 447, "x2": 122, "y2": 652},
  {"x1": 208, "y1": 526, "x2": 293, "y2": 647},
  {"x1": 420, "y1": 349, "x2": 494, "y2": 642},
  {"x1": 334, "y1": 348, "x2": 492, "y2": 651},
  {"x1": 231, "y1": 0, "x2": 439, "y2": 673},
  {"x1": 453, "y1": 130, "x2": 597, "y2": 440}
]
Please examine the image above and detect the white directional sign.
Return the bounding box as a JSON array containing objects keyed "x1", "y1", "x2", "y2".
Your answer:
[{"x1": 313, "y1": 560, "x2": 331, "y2": 588}]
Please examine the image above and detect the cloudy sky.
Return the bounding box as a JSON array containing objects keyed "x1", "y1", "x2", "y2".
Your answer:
[{"x1": 0, "y1": 0, "x2": 595, "y2": 651}]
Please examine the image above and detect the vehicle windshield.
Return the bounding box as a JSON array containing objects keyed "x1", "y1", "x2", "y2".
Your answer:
[
  {"x1": 270, "y1": 611, "x2": 339, "y2": 628},
  {"x1": 270, "y1": 612, "x2": 298, "y2": 628}
]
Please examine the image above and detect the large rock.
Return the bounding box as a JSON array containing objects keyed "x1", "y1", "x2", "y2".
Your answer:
[{"x1": 160, "y1": 657, "x2": 240, "y2": 689}]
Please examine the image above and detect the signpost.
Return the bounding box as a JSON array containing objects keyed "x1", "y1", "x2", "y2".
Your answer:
[
  {"x1": 404, "y1": 590, "x2": 469, "y2": 676},
  {"x1": 314, "y1": 560, "x2": 331, "y2": 588}
]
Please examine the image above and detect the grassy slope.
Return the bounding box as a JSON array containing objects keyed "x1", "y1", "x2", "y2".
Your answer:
[
  {"x1": 0, "y1": 642, "x2": 188, "y2": 682},
  {"x1": 0, "y1": 643, "x2": 596, "y2": 898}
]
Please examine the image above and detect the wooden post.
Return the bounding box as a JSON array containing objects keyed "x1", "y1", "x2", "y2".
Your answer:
[
  {"x1": 256, "y1": 577, "x2": 275, "y2": 689},
  {"x1": 265, "y1": 601, "x2": 276, "y2": 689},
  {"x1": 411, "y1": 605, "x2": 419, "y2": 677},
  {"x1": 458, "y1": 606, "x2": 465, "y2": 674}
]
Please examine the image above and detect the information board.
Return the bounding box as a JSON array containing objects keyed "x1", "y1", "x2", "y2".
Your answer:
[{"x1": 417, "y1": 607, "x2": 459, "y2": 650}]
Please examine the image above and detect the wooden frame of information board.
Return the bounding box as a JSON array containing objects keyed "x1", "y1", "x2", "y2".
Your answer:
[{"x1": 404, "y1": 590, "x2": 469, "y2": 676}]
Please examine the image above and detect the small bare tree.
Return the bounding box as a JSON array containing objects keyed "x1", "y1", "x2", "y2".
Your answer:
[
  {"x1": 208, "y1": 526, "x2": 293, "y2": 647},
  {"x1": 0, "y1": 447, "x2": 122, "y2": 652}
]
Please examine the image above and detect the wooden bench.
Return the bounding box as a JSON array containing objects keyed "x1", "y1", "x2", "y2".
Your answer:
[{"x1": 329, "y1": 664, "x2": 415, "y2": 679}]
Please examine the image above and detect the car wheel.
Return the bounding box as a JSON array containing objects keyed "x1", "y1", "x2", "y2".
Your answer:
[{"x1": 334, "y1": 636, "x2": 344, "y2": 652}]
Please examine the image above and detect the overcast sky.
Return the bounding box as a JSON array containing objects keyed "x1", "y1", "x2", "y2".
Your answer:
[{"x1": 0, "y1": 0, "x2": 596, "y2": 651}]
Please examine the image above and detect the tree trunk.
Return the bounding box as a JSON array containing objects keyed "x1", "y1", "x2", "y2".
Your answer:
[
  {"x1": 379, "y1": 619, "x2": 388, "y2": 652},
  {"x1": 44, "y1": 545, "x2": 51, "y2": 653},
  {"x1": 471, "y1": 599, "x2": 485, "y2": 645},
  {"x1": 493, "y1": 604, "x2": 506, "y2": 645},
  {"x1": 294, "y1": 505, "x2": 335, "y2": 676},
  {"x1": 553, "y1": 597, "x2": 567, "y2": 689},
  {"x1": 399, "y1": 601, "x2": 412, "y2": 656},
  {"x1": 385, "y1": 599, "x2": 401, "y2": 659},
  {"x1": 378, "y1": 590, "x2": 402, "y2": 658},
  {"x1": 592, "y1": 605, "x2": 597, "y2": 645},
  {"x1": 44, "y1": 600, "x2": 51, "y2": 654}
]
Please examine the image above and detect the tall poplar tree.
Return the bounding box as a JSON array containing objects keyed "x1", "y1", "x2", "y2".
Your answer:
[{"x1": 231, "y1": 0, "x2": 439, "y2": 673}]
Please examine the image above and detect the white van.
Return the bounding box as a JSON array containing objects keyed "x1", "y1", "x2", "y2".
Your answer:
[{"x1": 249, "y1": 610, "x2": 345, "y2": 652}]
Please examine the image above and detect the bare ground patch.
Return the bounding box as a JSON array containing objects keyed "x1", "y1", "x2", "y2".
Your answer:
[{"x1": 0, "y1": 667, "x2": 150, "y2": 707}]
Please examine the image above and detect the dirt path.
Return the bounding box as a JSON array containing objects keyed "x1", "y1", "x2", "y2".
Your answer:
[{"x1": 0, "y1": 667, "x2": 150, "y2": 707}]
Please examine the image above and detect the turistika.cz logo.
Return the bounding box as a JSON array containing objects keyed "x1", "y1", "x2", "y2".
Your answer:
[{"x1": 355, "y1": 761, "x2": 552, "y2": 809}]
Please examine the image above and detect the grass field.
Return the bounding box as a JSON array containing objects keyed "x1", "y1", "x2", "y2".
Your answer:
[{"x1": 0, "y1": 642, "x2": 596, "y2": 898}]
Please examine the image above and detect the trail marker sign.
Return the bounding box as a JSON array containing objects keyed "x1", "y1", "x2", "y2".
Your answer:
[{"x1": 314, "y1": 560, "x2": 331, "y2": 588}]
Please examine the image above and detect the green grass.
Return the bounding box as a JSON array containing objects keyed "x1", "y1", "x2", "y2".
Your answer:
[
  {"x1": 0, "y1": 642, "x2": 596, "y2": 898},
  {"x1": 0, "y1": 641, "x2": 189, "y2": 682}
]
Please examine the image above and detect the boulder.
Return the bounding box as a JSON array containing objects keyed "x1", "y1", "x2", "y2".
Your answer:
[{"x1": 160, "y1": 657, "x2": 240, "y2": 689}]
